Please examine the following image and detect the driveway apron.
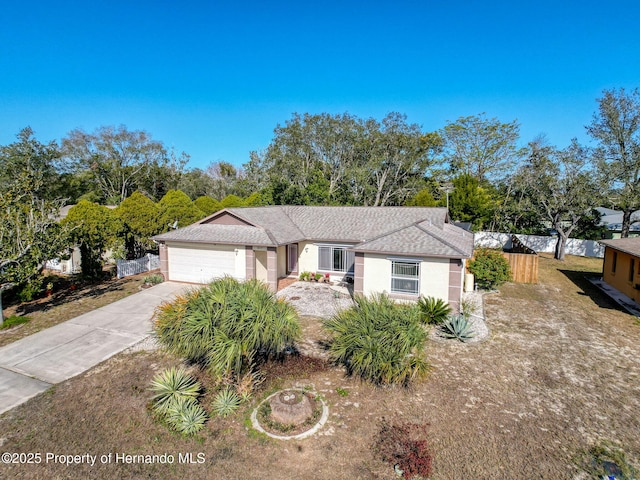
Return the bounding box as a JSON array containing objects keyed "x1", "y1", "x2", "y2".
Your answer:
[{"x1": 0, "y1": 281, "x2": 190, "y2": 415}]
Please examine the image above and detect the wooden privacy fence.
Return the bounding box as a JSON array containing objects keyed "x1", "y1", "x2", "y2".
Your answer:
[{"x1": 501, "y1": 252, "x2": 538, "y2": 284}]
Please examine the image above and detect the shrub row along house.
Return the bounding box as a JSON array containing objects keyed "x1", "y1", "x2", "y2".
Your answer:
[{"x1": 153, "y1": 206, "x2": 474, "y2": 311}]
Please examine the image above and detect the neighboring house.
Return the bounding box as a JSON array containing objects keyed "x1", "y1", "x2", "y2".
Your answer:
[
  {"x1": 44, "y1": 249, "x2": 82, "y2": 274},
  {"x1": 600, "y1": 238, "x2": 640, "y2": 304},
  {"x1": 596, "y1": 207, "x2": 640, "y2": 239},
  {"x1": 45, "y1": 205, "x2": 83, "y2": 274},
  {"x1": 152, "y1": 206, "x2": 474, "y2": 311},
  {"x1": 46, "y1": 204, "x2": 118, "y2": 274}
]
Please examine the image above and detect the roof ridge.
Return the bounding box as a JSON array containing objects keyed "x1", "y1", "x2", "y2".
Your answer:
[
  {"x1": 351, "y1": 218, "x2": 427, "y2": 246},
  {"x1": 416, "y1": 221, "x2": 470, "y2": 257},
  {"x1": 279, "y1": 205, "x2": 308, "y2": 239}
]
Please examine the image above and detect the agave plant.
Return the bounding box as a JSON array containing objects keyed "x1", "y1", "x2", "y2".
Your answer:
[
  {"x1": 211, "y1": 387, "x2": 242, "y2": 417},
  {"x1": 166, "y1": 396, "x2": 208, "y2": 435},
  {"x1": 439, "y1": 315, "x2": 475, "y2": 342},
  {"x1": 150, "y1": 366, "x2": 202, "y2": 414},
  {"x1": 417, "y1": 296, "x2": 452, "y2": 325}
]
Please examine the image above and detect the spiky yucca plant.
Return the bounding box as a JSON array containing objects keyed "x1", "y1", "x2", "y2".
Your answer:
[
  {"x1": 323, "y1": 294, "x2": 430, "y2": 386},
  {"x1": 150, "y1": 366, "x2": 202, "y2": 414},
  {"x1": 166, "y1": 396, "x2": 208, "y2": 435},
  {"x1": 417, "y1": 296, "x2": 452, "y2": 325},
  {"x1": 211, "y1": 387, "x2": 242, "y2": 417},
  {"x1": 153, "y1": 277, "x2": 301, "y2": 380},
  {"x1": 440, "y1": 315, "x2": 475, "y2": 342}
]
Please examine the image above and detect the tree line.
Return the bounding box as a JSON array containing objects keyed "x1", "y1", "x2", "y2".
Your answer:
[{"x1": 1, "y1": 87, "x2": 639, "y2": 320}]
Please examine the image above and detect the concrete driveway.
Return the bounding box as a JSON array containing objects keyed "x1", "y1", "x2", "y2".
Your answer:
[{"x1": 0, "y1": 281, "x2": 190, "y2": 415}]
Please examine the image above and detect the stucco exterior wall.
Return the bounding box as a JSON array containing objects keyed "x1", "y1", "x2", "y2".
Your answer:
[
  {"x1": 235, "y1": 246, "x2": 246, "y2": 279},
  {"x1": 202, "y1": 211, "x2": 251, "y2": 226},
  {"x1": 603, "y1": 246, "x2": 640, "y2": 303},
  {"x1": 297, "y1": 241, "x2": 318, "y2": 273},
  {"x1": 362, "y1": 254, "x2": 450, "y2": 302},
  {"x1": 419, "y1": 257, "x2": 450, "y2": 301}
]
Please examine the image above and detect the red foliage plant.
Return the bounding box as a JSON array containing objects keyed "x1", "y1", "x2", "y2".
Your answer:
[{"x1": 373, "y1": 418, "x2": 433, "y2": 479}]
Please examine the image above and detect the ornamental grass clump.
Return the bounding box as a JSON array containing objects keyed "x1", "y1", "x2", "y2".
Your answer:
[
  {"x1": 153, "y1": 277, "x2": 301, "y2": 380},
  {"x1": 323, "y1": 294, "x2": 429, "y2": 386}
]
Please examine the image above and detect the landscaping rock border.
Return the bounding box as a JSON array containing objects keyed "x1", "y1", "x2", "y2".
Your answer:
[{"x1": 250, "y1": 390, "x2": 329, "y2": 440}]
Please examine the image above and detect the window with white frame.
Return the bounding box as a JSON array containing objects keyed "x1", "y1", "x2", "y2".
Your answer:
[
  {"x1": 318, "y1": 245, "x2": 355, "y2": 273},
  {"x1": 391, "y1": 260, "x2": 420, "y2": 295}
]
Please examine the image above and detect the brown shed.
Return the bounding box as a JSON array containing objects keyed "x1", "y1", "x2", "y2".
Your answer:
[{"x1": 600, "y1": 238, "x2": 640, "y2": 304}]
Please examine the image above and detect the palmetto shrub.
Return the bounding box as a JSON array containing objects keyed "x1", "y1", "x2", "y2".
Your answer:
[
  {"x1": 323, "y1": 294, "x2": 429, "y2": 386},
  {"x1": 154, "y1": 277, "x2": 301, "y2": 379}
]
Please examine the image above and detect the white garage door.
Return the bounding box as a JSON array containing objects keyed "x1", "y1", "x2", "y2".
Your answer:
[{"x1": 168, "y1": 243, "x2": 240, "y2": 284}]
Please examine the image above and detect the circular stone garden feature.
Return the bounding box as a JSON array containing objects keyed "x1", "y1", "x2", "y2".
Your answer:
[
  {"x1": 269, "y1": 390, "x2": 313, "y2": 425},
  {"x1": 251, "y1": 389, "x2": 329, "y2": 440}
]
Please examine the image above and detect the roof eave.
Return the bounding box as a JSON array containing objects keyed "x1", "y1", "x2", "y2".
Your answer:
[
  {"x1": 351, "y1": 247, "x2": 472, "y2": 259},
  {"x1": 599, "y1": 241, "x2": 640, "y2": 258},
  {"x1": 156, "y1": 238, "x2": 276, "y2": 247}
]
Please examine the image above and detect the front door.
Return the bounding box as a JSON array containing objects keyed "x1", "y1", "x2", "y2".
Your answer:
[{"x1": 287, "y1": 244, "x2": 298, "y2": 274}]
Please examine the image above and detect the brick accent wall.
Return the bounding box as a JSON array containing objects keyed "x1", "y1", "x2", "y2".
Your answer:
[
  {"x1": 354, "y1": 252, "x2": 364, "y2": 294},
  {"x1": 245, "y1": 247, "x2": 255, "y2": 280},
  {"x1": 267, "y1": 247, "x2": 278, "y2": 292},
  {"x1": 448, "y1": 259, "x2": 463, "y2": 313},
  {"x1": 159, "y1": 243, "x2": 169, "y2": 280}
]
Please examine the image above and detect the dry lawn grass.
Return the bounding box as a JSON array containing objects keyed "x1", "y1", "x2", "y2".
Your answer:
[
  {"x1": 1, "y1": 254, "x2": 639, "y2": 479},
  {"x1": 0, "y1": 273, "x2": 147, "y2": 347}
]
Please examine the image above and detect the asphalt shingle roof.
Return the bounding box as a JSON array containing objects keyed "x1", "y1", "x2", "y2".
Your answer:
[
  {"x1": 153, "y1": 224, "x2": 274, "y2": 246},
  {"x1": 277, "y1": 206, "x2": 448, "y2": 242},
  {"x1": 600, "y1": 238, "x2": 640, "y2": 258},
  {"x1": 153, "y1": 206, "x2": 473, "y2": 258},
  {"x1": 222, "y1": 207, "x2": 305, "y2": 244},
  {"x1": 353, "y1": 221, "x2": 474, "y2": 258}
]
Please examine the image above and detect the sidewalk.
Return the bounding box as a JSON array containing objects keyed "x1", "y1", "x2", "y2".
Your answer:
[
  {"x1": 0, "y1": 281, "x2": 189, "y2": 415},
  {"x1": 589, "y1": 277, "x2": 640, "y2": 317}
]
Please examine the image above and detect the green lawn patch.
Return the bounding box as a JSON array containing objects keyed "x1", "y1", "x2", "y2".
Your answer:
[{"x1": 0, "y1": 315, "x2": 31, "y2": 330}]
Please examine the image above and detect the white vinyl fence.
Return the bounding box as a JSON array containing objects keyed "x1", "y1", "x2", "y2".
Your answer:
[
  {"x1": 117, "y1": 253, "x2": 160, "y2": 278},
  {"x1": 474, "y1": 232, "x2": 605, "y2": 258}
]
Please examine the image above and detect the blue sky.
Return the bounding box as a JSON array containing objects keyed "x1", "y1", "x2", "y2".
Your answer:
[{"x1": 1, "y1": 1, "x2": 638, "y2": 169}]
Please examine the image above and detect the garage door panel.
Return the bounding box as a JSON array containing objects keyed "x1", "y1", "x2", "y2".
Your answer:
[{"x1": 168, "y1": 244, "x2": 240, "y2": 283}]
